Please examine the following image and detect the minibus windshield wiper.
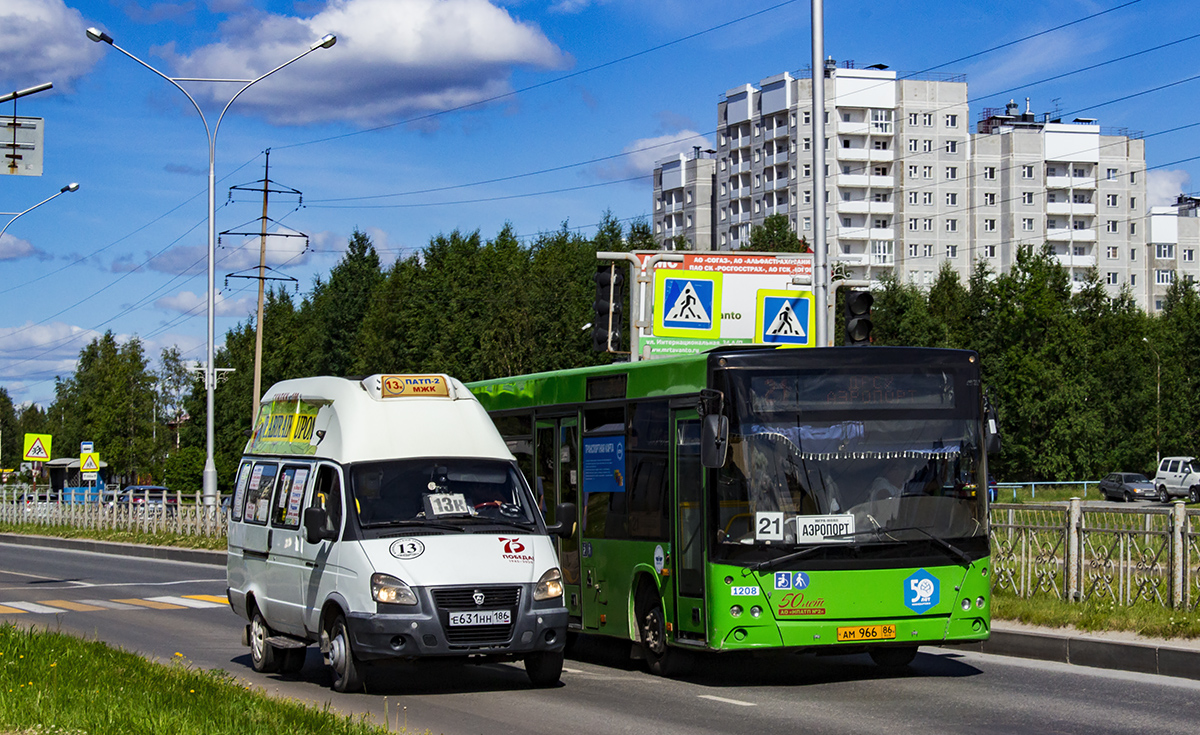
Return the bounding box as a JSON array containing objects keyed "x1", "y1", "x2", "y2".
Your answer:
[
  {"x1": 366, "y1": 519, "x2": 467, "y2": 532},
  {"x1": 444, "y1": 516, "x2": 539, "y2": 531}
]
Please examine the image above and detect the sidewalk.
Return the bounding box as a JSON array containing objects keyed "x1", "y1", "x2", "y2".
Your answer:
[{"x1": 3, "y1": 532, "x2": 1198, "y2": 681}]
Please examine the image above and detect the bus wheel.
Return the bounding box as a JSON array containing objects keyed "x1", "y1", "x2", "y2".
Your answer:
[
  {"x1": 637, "y1": 589, "x2": 677, "y2": 676},
  {"x1": 870, "y1": 646, "x2": 918, "y2": 671},
  {"x1": 249, "y1": 608, "x2": 280, "y2": 674},
  {"x1": 327, "y1": 615, "x2": 364, "y2": 693},
  {"x1": 524, "y1": 650, "x2": 564, "y2": 687}
]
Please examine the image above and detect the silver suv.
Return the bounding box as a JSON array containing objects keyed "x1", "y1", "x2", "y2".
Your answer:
[{"x1": 1151, "y1": 457, "x2": 1200, "y2": 503}]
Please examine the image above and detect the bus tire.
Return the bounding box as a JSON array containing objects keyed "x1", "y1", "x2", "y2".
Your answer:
[
  {"x1": 524, "y1": 650, "x2": 564, "y2": 687},
  {"x1": 327, "y1": 615, "x2": 364, "y2": 693},
  {"x1": 249, "y1": 607, "x2": 280, "y2": 674},
  {"x1": 870, "y1": 646, "x2": 918, "y2": 670},
  {"x1": 636, "y1": 587, "x2": 678, "y2": 677}
]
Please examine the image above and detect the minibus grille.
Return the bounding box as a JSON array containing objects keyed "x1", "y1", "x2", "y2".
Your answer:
[{"x1": 433, "y1": 586, "x2": 521, "y2": 646}]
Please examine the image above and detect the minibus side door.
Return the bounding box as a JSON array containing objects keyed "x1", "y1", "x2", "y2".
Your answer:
[
  {"x1": 263, "y1": 463, "x2": 315, "y2": 636},
  {"x1": 239, "y1": 461, "x2": 279, "y2": 622}
]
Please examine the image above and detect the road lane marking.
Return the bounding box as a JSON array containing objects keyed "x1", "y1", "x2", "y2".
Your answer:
[
  {"x1": 697, "y1": 695, "x2": 757, "y2": 707},
  {"x1": 77, "y1": 599, "x2": 140, "y2": 610},
  {"x1": 39, "y1": 599, "x2": 105, "y2": 612},
  {"x1": 4, "y1": 601, "x2": 66, "y2": 614},
  {"x1": 0, "y1": 604, "x2": 27, "y2": 614},
  {"x1": 148, "y1": 595, "x2": 223, "y2": 609},
  {"x1": 112, "y1": 598, "x2": 186, "y2": 610},
  {"x1": 183, "y1": 594, "x2": 229, "y2": 605}
]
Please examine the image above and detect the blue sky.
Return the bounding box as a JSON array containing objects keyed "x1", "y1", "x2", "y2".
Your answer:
[{"x1": 1, "y1": 0, "x2": 1197, "y2": 407}]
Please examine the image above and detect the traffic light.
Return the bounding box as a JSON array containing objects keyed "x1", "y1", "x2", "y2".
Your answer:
[
  {"x1": 844, "y1": 288, "x2": 873, "y2": 345},
  {"x1": 592, "y1": 264, "x2": 625, "y2": 352}
]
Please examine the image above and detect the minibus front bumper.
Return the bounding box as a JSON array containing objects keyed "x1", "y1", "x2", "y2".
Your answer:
[{"x1": 344, "y1": 585, "x2": 568, "y2": 661}]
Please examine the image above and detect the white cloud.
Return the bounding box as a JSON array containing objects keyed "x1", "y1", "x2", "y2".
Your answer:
[
  {"x1": 593, "y1": 130, "x2": 714, "y2": 180},
  {"x1": 117, "y1": 228, "x2": 314, "y2": 275},
  {"x1": 0, "y1": 321, "x2": 103, "y2": 403},
  {"x1": 155, "y1": 0, "x2": 571, "y2": 126},
  {"x1": 1147, "y1": 169, "x2": 1192, "y2": 208},
  {"x1": 155, "y1": 290, "x2": 255, "y2": 317},
  {"x1": 0, "y1": 233, "x2": 50, "y2": 261},
  {"x1": 0, "y1": 0, "x2": 103, "y2": 91}
]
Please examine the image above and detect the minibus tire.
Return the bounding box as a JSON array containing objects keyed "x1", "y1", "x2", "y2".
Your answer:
[
  {"x1": 279, "y1": 647, "x2": 306, "y2": 675},
  {"x1": 249, "y1": 609, "x2": 280, "y2": 674},
  {"x1": 524, "y1": 650, "x2": 564, "y2": 687},
  {"x1": 328, "y1": 615, "x2": 364, "y2": 693}
]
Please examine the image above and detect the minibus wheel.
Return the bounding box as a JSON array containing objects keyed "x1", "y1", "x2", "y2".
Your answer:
[
  {"x1": 249, "y1": 608, "x2": 280, "y2": 674},
  {"x1": 328, "y1": 615, "x2": 364, "y2": 693},
  {"x1": 279, "y1": 647, "x2": 306, "y2": 675},
  {"x1": 524, "y1": 650, "x2": 564, "y2": 687}
]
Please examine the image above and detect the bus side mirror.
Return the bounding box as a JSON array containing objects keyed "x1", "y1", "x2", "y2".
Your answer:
[
  {"x1": 545, "y1": 502, "x2": 577, "y2": 539},
  {"x1": 701, "y1": 414, "x2": 729, "y2": 469},
  {"x1": 985, "y1": 411, "x2": 1002, "y2": 456},
  {"x1": 303, "y1": 507, "x2": 338, "y2": 543}
]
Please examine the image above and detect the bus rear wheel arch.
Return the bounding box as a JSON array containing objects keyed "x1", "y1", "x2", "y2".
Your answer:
[{"x1": 635, "y1": 580, "x2": 680, "y2": 676}]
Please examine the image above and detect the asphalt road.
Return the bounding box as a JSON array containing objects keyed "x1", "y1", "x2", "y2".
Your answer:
[{"x1": 2, "y1": 542, "x2": 1198, "y2": 735}]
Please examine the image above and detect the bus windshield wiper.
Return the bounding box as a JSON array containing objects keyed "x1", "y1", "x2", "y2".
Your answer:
[
  {"x1": 366, "y1": 519, "x2": 467, "y2": 532},
  {"x1": 750, "y1": 544, "x2": 829, "y2": 572},
  {"x1": 830, "y1": 525, "x2": 972, "y2": 566}
]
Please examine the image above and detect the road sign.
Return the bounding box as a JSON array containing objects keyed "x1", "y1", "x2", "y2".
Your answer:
[
  {"x1": 756, "y1": 289, "x2": 814, "y2": 347},
  {"x1": 653, "y1": 269, "x2": 722, "y2": 339},
  {"x1": 23, "y1": 433, "x2": 52, "y2": 461},
  {"x1": 81, "y1": 441, "x2": 94, "y2": 453},
  {"x1": 2, "y1": 116, "x2": 45, "y2": 177},
  {"x1": 80, "y1": 452, "x2": 100, "y2": 473}
]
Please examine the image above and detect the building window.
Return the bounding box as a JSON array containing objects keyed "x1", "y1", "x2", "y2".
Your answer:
[
  {"x1": 1106, "y1": 194, "x2": 1118, "y2": 207},
  {"x1": 1106, "y1": 220, "x2": 1118, "y2": 233},
  {"x1": 1107, "y1": 246, "x2": 1119, "y2": 259},
  {"x1": 945, "y1": 219, "x2": 958, "y2": 233},
  {"x1": 1102, "y1": 272, "x2": 1118, "y2": 285},
  {"x1": 1074, "y1": 245, "x2": 1086, "y2": 257},
  {"x1": 1130, "y1": 171, "x2": 1137, "y2": 184},
  {"x1": 1022, "y1": 191, "x2": 1035, "y2": 205},
  {"x1": 1157, "y1": 243, "x2": 1175, "y2": 259},
  {"x1": 983, "y1": 166, "x2": 996, "y2": 180},
  {"x1": 803, "y1": 164, "x2": 811, "y2": 177},
  {"x1": 946, "y1": 244, "x2": 958, "y2": 258},
  {"x1": 803, "y1": 190, "x2": 811, "y2": 203},
  {"x1": 803, "y1": 111, "x2": 811, "y2": 124},
  {"x1": 803, "y1": 217, "x2": 811, "y2": 230},
  {"x1": 946, "y1": 192, "x2": 958, "y2": 206},
  {"x1": 984, "y1": 245, "x2": 996, "y2": 258},
  {"x1": 984, "y1": 192, "x2": 997, "y2": 206},
  {"x1": 1130, "y1": 222, "x2": 1138, "y2": 235},
  {"x1": 1130, "y1": 274, "x2": 1137, "y2": 286},
  {"x1": 873, "y1": 139, "x2": 889, "y2": 150},
  {"x1": 1157, "y1": 270, "x2": 1175, "y2": 285},
  {"x1": 1186, "y1": 249, "x2": 1195, "y2": 263},
  {"x1": 908, "y1": 138, "x2": 919, "y2": 152},
  {"x1": 1130, "y1": 196, "x2": 1137, "y2": 209},
  {"x1": 908, "y1": 164, "x2": 919, "y2": 177},
  {"x1": 908, "y1": 243, "x2": 919, "y2": 257},
  {"x1": 945, "y1": 114, "x2": 958, "y2": 128},
  {"x1": 1047, "y1": 192, "x2": 1057, "y2": 203},
  {"x1": 873, "y1": 218, "x2": 889, "y2": 229},
  {"x1": 984, "y1": 219, "x2": 996, "y2": 232},
  {"x1": 922, "y1": 192, "x2": 933, "y2": 205},
  {"x1": 1047, "y1": 218, "x2": 1059, "y2": 230},
  {"x1": 908, "y1": 112, "x2": 919, "y2": 126},
  {"x1": 873, "y1": 192, "x2": 890, "y2": 203},
  {"x1": 922, "y1": 139, "x2": 933, "y2": 152},
  {"x1": 1047, "y1": 166, "x2": 1058, "y2": 177},
  {"x1": 873, "y1": 166, "x2": 889, "y2": 177},
  {"x1": 870, "y1": 109, "x2": 893, "y2": 133},
  {"x1": 842, "y1": 217, "x2": 852, "y2": 228},
  {"x1": 1131, "y1": 249, "x2": 1137, "y2": 261},
  {"x1": 871, "y1": 240, "x2": 894, "y2": 264},
  {"x1": 803, "y1": 138, "x2": 811, "y2": 151},
  {"x1": 1022, "y1": 218, "x2": 1035, "y2": 231},
  {"x1": 922, "y1": 113, "x2": 933, "y2": 127},
  {"x1": 908, "y1": 191, "x2": 918, "y2": 205},
  {"x1": 1106, "y1": 168, "x2": 1118, "y2": 181},
  {"x1": 1022, "y1": 165, "x2": 1035, "y2": 179},
  {"x1": 922, "y1": 218, "x2": 933, "y2": 231},
  {"x1": 945, "y1": 166, "x2": 958, "y2": 180},
  {"x1": 922, "y1": 166, "x2": 933, "y2": 179},
  {"x1": 1073, "y1": 220, "x2": 1087, "y2": 231},
  {"x1": 1073, "y1": 168, "x2": 1086, "y2": 178},
  {"x1": 946, "y1": 140, "x2": 958, "y2": 154}
]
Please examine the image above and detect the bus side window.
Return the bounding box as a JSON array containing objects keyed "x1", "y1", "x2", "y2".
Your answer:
[{"x1": 311, "y1": 465, "x2": 343, "y2": 536}]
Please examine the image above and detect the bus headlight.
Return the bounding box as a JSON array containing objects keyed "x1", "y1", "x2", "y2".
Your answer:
[
  {"x1": 534, "y1": 567, "x2": 564, "y2": 601},
  {"x1": 730, "y1": 605, "x2": 743, "y2": 618},
  {"x1": 961, "y1": 598, "x2": 971, "y2": 611},
  {"x1": 976, "y1": 596, "x2": 985, "y2": 609},
  {"x1": 371, "y1": 573, "x2": 417, "y2": 605}
]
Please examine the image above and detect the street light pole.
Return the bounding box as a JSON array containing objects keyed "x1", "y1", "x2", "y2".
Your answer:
[
  {"x1": 1143, "y1": 337, "x2": 1160, "y2": 465},
  {"x1": 87, "y1": 28, "x2": 336, "y2": 507},
  {"x1": 1, "y1": 182, "x2": 80, "y2": 241}
]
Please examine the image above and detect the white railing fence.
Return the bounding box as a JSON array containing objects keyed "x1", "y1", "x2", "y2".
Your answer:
[{"x1": 0, "y1": 484, "x2": 226, "y2": 538}]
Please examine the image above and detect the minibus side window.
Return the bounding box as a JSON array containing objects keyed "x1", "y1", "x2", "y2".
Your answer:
[
  {"x1": 231, "y1": 461, "x2": 252, "y2": 522},
  {"x1": 271, "y1": 465, "x2": 311, "y2": 529},
  {"x1": 311, "y1": 465, "x2": 343, "y2": 538},
  {"x1": 242, "y1": 462, "x2": 278, "y2": 526}
]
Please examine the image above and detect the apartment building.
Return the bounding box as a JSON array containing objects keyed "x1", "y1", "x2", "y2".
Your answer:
[
  {"x1": 651, "y1": 148, "x2": 716, "y2": 251},
  {"x1": 1148, "y1": 197, "x2": 1200, "y2": 310}
]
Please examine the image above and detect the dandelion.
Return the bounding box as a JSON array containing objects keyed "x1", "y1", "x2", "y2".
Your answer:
[
  {"x1": 174, "y1": 652, "x2": 183, "y2": 657},
  {"x1": 50, "y1": 663, "x2": 56, "y2": 667}
]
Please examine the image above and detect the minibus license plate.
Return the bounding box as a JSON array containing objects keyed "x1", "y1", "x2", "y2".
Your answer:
[
  {"x1": 836, "y1": 624, "x2": 896, "y2": 642},
  {"x1": 449, "y1": 610, "x2": 511, "y2": 627}
]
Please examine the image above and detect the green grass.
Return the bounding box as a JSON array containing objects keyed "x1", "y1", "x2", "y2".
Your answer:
[
  {"x1": 993, "y1": 587, "x2": 1200, "y2": 639},
  {"x1": 992, "y1": 483, "x2": 1107, "y2": 504},
  {"x1": 0, "y1": 523, "x2": 225, "y2": 551},
  {"x1": 0, "y1": 624, "x2": 389, "y2": 735}
]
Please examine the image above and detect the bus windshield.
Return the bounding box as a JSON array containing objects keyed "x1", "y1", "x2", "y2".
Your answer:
[
  {"x1": 349, "y1": 458, "x2": 539, "y2": 533},
  {"x1": 715, "y1": 367, "x2": 987, "y2": 557}
]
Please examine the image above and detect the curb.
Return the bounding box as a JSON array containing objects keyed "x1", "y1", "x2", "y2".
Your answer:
[
  {"x1": 955, "y1": 627, "x2": 1200, "y2": 681},
  {"x1": 0, "y1": 532, "x2": 226, "y2": 567}
]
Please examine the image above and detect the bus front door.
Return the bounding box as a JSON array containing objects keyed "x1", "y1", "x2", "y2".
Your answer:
[
  {"x1": 673, "y1": 411, "x2": 707, "y2": 641},
  {"x1": 536, "y1": 417, "x2": 582, "y2": 622}
]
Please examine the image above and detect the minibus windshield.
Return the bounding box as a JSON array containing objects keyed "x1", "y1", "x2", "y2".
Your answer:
[{"x1": 349, "y1": 458, "x2": 538, "y2": 531}]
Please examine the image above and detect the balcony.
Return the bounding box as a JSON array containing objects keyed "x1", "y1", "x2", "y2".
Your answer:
[
  {"x1": 1046, "y1": 228, "x2": 1072, "y2": 242},
  {"x1": 1046, "y1": 201, "x2": 1093, "y2": 216},
  {"x1": 833, "y1": 252, "x2": 870, "y2": 265},
  {"x1": 838, "y1": 148, "x2": 871, "y2": 161},
  {"x1": 765, "y1": 202, "x2": 790, "y2": 216},
  {"x1": 870, "y1": 201, "x2": 895, "y2": 215},
  {"x1": 1071, "y1": 228, "x2": 1097, "y2": 241},
  {"x1": 1072, "y1": 177, "x2": 1097, "y2": 190},
  {"x1": 1054, "y1": 254, "x2": 1097, "y2": 268},
  {"x1": 837, "y1": 200, "x2": 871, "y2": 214},
  {"x1": 868, "y1": 149, "x2": 894, "y2": 162},
  {"x1": 838, "y1": 120, "x2": 870, "y2": 135},
  {"x1": 1046, "y1": 175, "x2": 1072, "y2": 189},
  {"x1": 839, "y1": 226, "x2": 870, "y2": 241},
  {"x1": 838, "y1": 174, "x2": 870, "y2": 187},
  {"x1": 1046, "y1": 202, "x2": 1073, "y2": 216},
  {"x1": 869, "y1": 175, "x2": 894, "y2": 187},
  {"x1": 870, "y1": 227, "x2": 895, "y2": 240},
  {"x1": 772, "y1": 176, "x2": 789, "y2": 190}
]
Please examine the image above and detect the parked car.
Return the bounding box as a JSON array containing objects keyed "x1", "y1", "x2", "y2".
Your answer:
[
  {"x1": 117, "y1": 485, "x2": 178, "y2": 516},
  {"x1": 1099, "y1": 472, "x2": 1157, "y2": 502},
  {"x1": 1151, "y1": 457, "x2": 1200, "y2": 503}
]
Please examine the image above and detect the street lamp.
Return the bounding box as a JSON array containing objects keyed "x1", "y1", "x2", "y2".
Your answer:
[
  {"x1": 1143, "y1": 337, "x2": 1160, "y2": 465},
  {"x1": 1, "y1": 182, "x2": 80, "y2": 241},
  {"x1": 87, "y1": 27, "x2": 336, "y2": 507}
]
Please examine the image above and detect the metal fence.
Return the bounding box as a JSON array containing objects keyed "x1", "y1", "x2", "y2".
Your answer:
[
  {"x1": 0, "y1": 484, "x2": 226, "y2": 538},
  {"x1": 990, "y1": 500, "x2": 1200, "y2": 611}
]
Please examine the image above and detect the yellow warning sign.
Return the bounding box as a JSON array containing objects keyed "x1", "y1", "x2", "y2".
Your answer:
[
  {"x1": 23, "y1": 433, "x2": 52, "y2": 462},
  {"x1": 80, "y1": 452, "x2": 100, "y2": 472}
]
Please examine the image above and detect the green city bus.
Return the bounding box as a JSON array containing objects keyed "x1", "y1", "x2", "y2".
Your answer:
[{"x1": 467, "y1": 345, "x2": 994, "y2": 673}]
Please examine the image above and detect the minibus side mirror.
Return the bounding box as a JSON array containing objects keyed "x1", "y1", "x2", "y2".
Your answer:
[
  {"x1": 545, "y1": 502, "x2": 577, "y2": 539},
  {"x1": 303, "y1": 507, "x2": 338, "y2": 543},
  {"x1": 701, "y1": 414, "x2": 729, "y2": 469}
]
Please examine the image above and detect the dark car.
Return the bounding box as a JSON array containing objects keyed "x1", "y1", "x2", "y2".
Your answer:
[
  {"x1": 118, "y1": 485, "x2": 178, "y2": 515},
  {"x1": 1099, "y1": 472, "x2": 1156, "y2": 502}
]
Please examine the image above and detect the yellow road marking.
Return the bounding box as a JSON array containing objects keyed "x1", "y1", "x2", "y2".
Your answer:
[
  {"x1": 112, "y1": 598, "x2": 185, "y2": 610},
  {"x1": 0, "y1": 604, "x2": 27, "y2": 614},
  {"x1": 184, "y1": 594, "x2": 229, "y2": 604},
  {"x1": 40, "y1": 599, "x2": 105, "y2": 612}
]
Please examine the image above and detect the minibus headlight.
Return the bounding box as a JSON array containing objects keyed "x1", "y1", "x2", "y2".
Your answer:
[
  {"x1": 371, "y1": 573, "x2": 417, "y2": 605},
  {"x1": 534, "y1": 567, "x2": 564, "y2": 601}
]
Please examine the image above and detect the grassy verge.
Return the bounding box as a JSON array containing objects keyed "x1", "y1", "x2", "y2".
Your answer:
[
  {"x1": 0, "y1": 624, "x2": 388, "y2": 735},
  {"x1": 993, "y1": 587, "x2": 1200, "y2": 639},
  {"x1": 0, "y1": 523, "x2": 224, "y2": 551}
]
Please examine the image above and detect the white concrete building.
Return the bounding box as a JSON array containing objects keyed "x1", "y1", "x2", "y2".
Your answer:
[
  {"x1": 652, "y1": 148, "x2": 716, "y2": 251},
  {"x1": 1148, "y1": 198, "x2": 1200, "y2": 310}
]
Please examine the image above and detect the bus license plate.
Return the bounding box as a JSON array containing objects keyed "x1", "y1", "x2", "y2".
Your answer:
[
  {"x1": 449, "y1": 610, "x2": 511, "y2": 627},
  {"x1": 836, "y1": 624, "x2": 896, "y2": 642}
]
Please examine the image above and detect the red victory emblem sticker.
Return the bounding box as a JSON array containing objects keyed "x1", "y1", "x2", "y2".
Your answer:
[{"x1": 500, "y1": 537, "x2": 533, "y2": 563}]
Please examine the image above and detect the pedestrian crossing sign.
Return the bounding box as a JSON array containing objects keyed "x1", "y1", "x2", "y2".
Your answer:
[
  {"x1": 654, "y1": 269, "x2": 722, "y2": 339},
  {"x1": 755, "y1": 289, "x2": 814, "y2": 347},
  {"x1": 80, "y1": 452, "x2": 100, "y2": 472},
  {"x1": 23, "y1": 433, "x2": 52, "y2": 462}
]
